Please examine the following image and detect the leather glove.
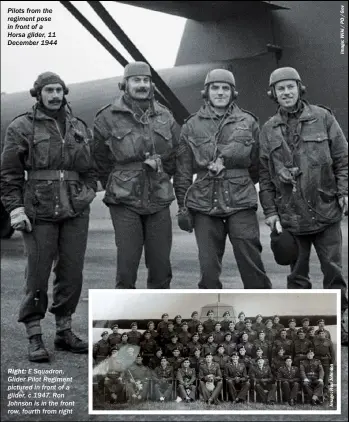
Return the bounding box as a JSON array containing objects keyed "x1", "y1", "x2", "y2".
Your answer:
[
  {"x1": 144, "y1": 153, "x2": 163, "y2": 173},
  {"x1": 339, "y1": 195, "x2": 348, "y2": 216},
  {"x1": 10, "y1": 207, "x2": 32, "y2": 232},
  {"x1": 265, "y1": 214, "x2": 282, "y2": 233},
  {"x1": 177, "y1": 207, "x2": 194, "y2": 233},
  {"x1": 207, "y1": 156, "x2": 225, "y2": 177}
]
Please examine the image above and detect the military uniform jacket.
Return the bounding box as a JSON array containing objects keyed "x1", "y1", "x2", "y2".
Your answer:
[
  {"x1": 314, "y1": 328, "x2": 332, "y2": 340},
  {"x1": 277, "y1": 365, "x2": 300, "y2": 382},
  {"x1": 273, "y1": 338, "x2": 293, "y2": 356},
  {"x1": 249, "y1": 365, "x2": 273, "y2": 382},
  {"x1": 153, "y1": 365, "x2": 174, "y2": 381},
  {"x1": 148, "y1": 356, "x2": 162, "y2": 370},
  {"x1": 190, "y1": 356, "x2": 205, "y2": 374},
  {"x1": 313, "y1": 338, "x2": 335, "y2": 364},
  {"x1": 300, "y1": 359, "x2": 324, "y2": 380},
  {"x1": 198, "y1": 333, "x2": 208, "y2": 344},
  {"x1": 287, "y1": 328, "x2": 298, "y2": 342},
  {"x1": 202, "y1": 342, "x2": 218, "y2": 356},
  {"x1": 165, "y1": 342, "x2": 184, "y2": 357},
  {"x1": 220, "y1": 319, "x2": 233, "y2": 332},
  {"x1": 199, "y1": 362, "x2": 222, "y2": 381},
  {"x1": 108, "y1": 333, "x2": 122, "y2": 347},
  {"x1": 235, "y1": 321, "x2": 246, "y2": 333},
  {"x1": 93, "y1": 96, "x2": 178, "y2": 214},
  {"x1": 253, "y1": 340, "x2": 270, "y2": 357},
  {"x1": 168, "y1": 357, "x2": 184, "y2": 372},
  {"x1": 223, "y1": 341, "x2": 237, "y2": 356},
  {"x1": 157, "y1": 321, "x2": 169, "y2": 337},
  {"x1": 127, "y1": 330, "x2": 142, "y2": 345},
  {"x1": 178, "y1": 331, "x2": 192, "y2": 345},
  {"x1": 1, "y1": 107, "x2": 97, "y2": 221},
  {"x1": 273, "y1": 323, "x2": 285, "y2": 332},
  {"x1": 188, "y1": 320, "x2": 200, "y2": 334},
  {"x1": 264, "y1": 328, "x2": 277, "y2": 343},
  {"x1": 244, "y1": 328, "x2": 258, "y2": 343},
  {"x1": 174, "y1": 103, "x2": 260, "y2": 217},
  {"x1": 271, "y1": 356, "x2": 286, "y2": 376},
  {"x1": 251, "y1": 357, "x2": 270, "y2": 369},
  {"x1": 140, "y1": 338, "x2": 157, "y2": 355},
  {"x1": 187, "y1": 341, "x2": 202, "y2": 356},
  {"x1": 100, "y1": 357, "x2": 124, "y2": 376},
  {"x1": 177, "y1": 367, "x2": 196, "y2": 385},
  {"x1": 161, "y1": 329, "x2": 176, "y2": 345},
  {"x1": 202, "y1": 319, "x2": 217, "y2": 334},
  {"x1": 259, "y1": 101, "x2": 348, "y2": 234},
  {"x1": 240, "y1": 341, "x2": 254, "y2": 356},
  {"x1": 224, "y1": 362, "x2": 248, "y2": 381},
  {"x1": 213, "y1": 353, "x2": 230, "y2": 370},
  {"x1": 213, "y1": 331, "x2": 225, "y2": 344},
  {"x1": 252, "y1": 322, "x2": 266, "y2": 333},
  {"x1": 93, "y1": 339, "x2": 110, "y2": 359},
  {"x1": 126, "y1": 363, "x2": 150, "y2": 381},
  {"x1": 294, "y1": 338, "x2": 313, "y2": 356},
  {"x1": 239, "y1": 356, "x2": 253, "y2": 370}
]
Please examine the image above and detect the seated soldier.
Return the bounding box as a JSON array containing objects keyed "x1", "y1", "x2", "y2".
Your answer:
[
  {"x1": 125, "y1": 354, "x2": 151, "y2": 402},
  {"x1": 222, "y1": 332, "x2": 237, "y2": 356},
  {"x1": 140, "y1": 330, "x2": 157, "y2": 366},
  {"x1": 224, "y1": 352, "x2": 250, "y2": 403},
  {"x1": 202, "y1": 334, "x2": 218, "y2": 356},
  {"x1": 249, "y1": 357, "x2": 277, "y2": 404},
  {"x1": 277, "y1": 355, "x2": 300, "y2": 406},
  {"x1": 153, "y1": 357, "x2": 174, "y2": 402},
  {"x1": 176, "y1": 358, "x2": 196, "y2": 402},
  {"x1": 300, "y1": 349, "x2": 324, "y2": 405},
  {"x1": 199, "y1": 352, "x2": 223, "y2": 405},
  {"x1": 101, "y1": 348, "x2": 126, "y2": 404},
  {"x1": 271, "y1": 346, "x2": 286, "y2": 377}
]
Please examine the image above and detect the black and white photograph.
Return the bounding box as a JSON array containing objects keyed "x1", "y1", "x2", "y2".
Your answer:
[
  {"x1": 89, "y1": 290, "x2": 340, "y2": 414},
  {"x1": 1, "y1": 1, "x2": 348, "y2": 421}
]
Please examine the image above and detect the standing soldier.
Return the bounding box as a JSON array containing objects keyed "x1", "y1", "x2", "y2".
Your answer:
[
  {"x1": 293, "y1": 329, "x2": 313, "y2": 366},
  {"x1": 264, "y1": 319, "x2": 277, "y2": 343},
  {"x1": 140, "y1": 330, "x2": 157, "y2": 366},
  {"x1": 165, "y1": 333, "x2": 184, "y2": 357},
  {"x1": 127, "y1": 322, "x2": 142, "y2": 346},
  {"x1": 187, "y1": 333, "x2": 203, "y2": 356},
  {"x1": 313, "y1": 328, "x2": 335, "y2": 392},
  {"x1": 252, "y1": 314, "x2": 265, "y2": 333},
  {"x1": 212, "y1": 322, "x2": 225, "y2": 344},
  {"x1": 277, "y1": 355, "x2": 301, "y2": 406},
  {"x1": 199, "y1": 352, "x2": 223, "y2": 405},
  {"x1": 244, "y1": 319, "x2": 258, "y2": 343},
  {"x1": 174, "y1": 315, "x2": 183, "y2": 334},
  {"x1": 300, "y1": 349, "x2": 325, "y2": 405},
  {"x1": 314, "y1": 319, "x2": 332, "y2": 340},
  {"x1": 146, "y1": 321, "x2": 159, "y2": 344},
  {"x1": 235, "y1": 312, "x2": 246, "y2": 333},
  {"x1": 259, "y1": 67, "x2": 348, "y2": 343},
  {"x1": 299, "y1": 317, "x2": 312, "y2": 336},
  {"x1": 224, "y1": 352, "x2": 250, "y2": 403},
  {"x1": 220, "y1": 311, "x2": 233, "y2": 332},
  {"x1": 273, "y1": 315, "x2": 285, "y2": 333},
  {"x1": 176, "y1": 358, "x2": 197, "y2": 402},
  {"x1": 0, "y1": 72, "x2": 96, "y2": 362},
  {"x1": 93, "y1": 61, "x2": 178, "y2": 289},
  {"x1": 93, "y1": 331, "x2": 110, "y2": 365},
  {"x1": 178, "y1": 321, "x2": 192, "y2": 356},
  {"x1": 174, "y1": 69, "x2": 272, "y2": 289},
  {"x1": 188, "y1": 311, "x2": 201, "y2": 334},
  {"x1": 197, "y1": 323, "x2": 208, "y2": 344},
  {"x1": 286, "y1": 318, "x2": 298, "y2": 342},
  {"x1": 203, "y1": 310, "x2": 217, "y2": 334},
  {"x1": 272, "y1": 328, "x2": 294, "y2": 357},
  {"x1": 108, "y1": 324, "x2": 122, "y2": 348},
  {"x1": 157, "y1": 313, "x2": 169, "y2": 339},
  {"x1": 202, "y1": 334, "x2": 218, "y2": 356},
  {"x1": 161, "y1": 320, "x2": 176, "y2": 347}
]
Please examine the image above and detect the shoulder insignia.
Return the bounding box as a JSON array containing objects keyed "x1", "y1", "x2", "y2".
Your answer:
[
  {"x1": 240, "y1": 108, "x2": 258, "y2": 122},
  {"x1": 95, "y1": 103, "x2": 112, "y2": 117},
  {"x1": 10, "y1": 112, "x2": 29, "y2": 124},
  {"x1": 316, "y1": 104, "x2": 333, "y2": 115}
]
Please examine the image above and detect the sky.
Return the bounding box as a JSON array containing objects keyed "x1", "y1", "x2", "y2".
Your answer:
[{"x1": 1, "y1": 1, "x2": 186, "y2": 93}]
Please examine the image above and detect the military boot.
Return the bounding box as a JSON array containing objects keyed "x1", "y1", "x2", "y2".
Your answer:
[
  {"x1": 54, "y1": 329, "x2": 88, "y2": 353},
  {"x1": 28, "y1": 334, "x2": 50, "y2": 362}
]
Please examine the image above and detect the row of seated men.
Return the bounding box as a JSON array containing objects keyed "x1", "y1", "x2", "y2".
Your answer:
[{"x1": 93, "y1": 347, "x2": 329, "y2": 406}]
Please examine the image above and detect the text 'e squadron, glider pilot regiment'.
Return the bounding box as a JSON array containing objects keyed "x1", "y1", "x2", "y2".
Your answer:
[
  {"x1": 258, "y1": 66, "x2": 348, "y2": 344},
  {"x1": 93, "y1": 61, "x2": 178, "y2": 289},
  {"x1": 0, "y1": 72, "x2": 98, "y2": 362},
  {"x1": 174, "y1": 68, "x2": 272, "y2": 289}
]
